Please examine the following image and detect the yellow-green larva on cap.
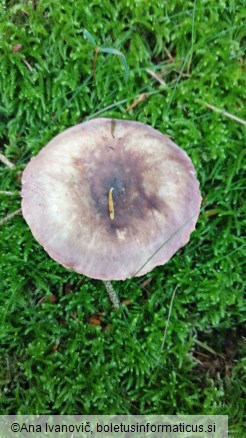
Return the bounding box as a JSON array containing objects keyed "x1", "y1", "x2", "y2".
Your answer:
[
  {"x1": 108, "y1": 187, "x2": 115, "y2": 220},
  {"x1": 21, "y1": 118, "x2": 202, "y2": 281}
]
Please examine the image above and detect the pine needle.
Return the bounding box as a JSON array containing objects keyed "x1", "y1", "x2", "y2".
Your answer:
[
  {"x1": 0, "y1": 208, "x2": 22, "y2": 226},
  {"x1": 0, "y1": 153, "x2": 15, "y2": 169},
  {"x1": 204, "y1": 102, "x2": 246, "y2": 126}
]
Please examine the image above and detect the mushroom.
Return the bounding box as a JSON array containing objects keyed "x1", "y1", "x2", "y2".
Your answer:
[{"x1": 21, "y1": 118, "x2": 201, "y2": 307}]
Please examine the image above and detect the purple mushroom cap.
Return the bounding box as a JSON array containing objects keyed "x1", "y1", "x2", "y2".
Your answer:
[{"x1": 21, "y1": 118, "x2": 202, "y2": 280}]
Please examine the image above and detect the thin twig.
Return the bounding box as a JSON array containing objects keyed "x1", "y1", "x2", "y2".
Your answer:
[
  {"x1": 164, "y1": 47, "x2": 174, "y2": 62},
  {"x1": 0, "y1": 153, "x2": 15, "y2": 169},
  {"x1": 140, "y1": 277, "x2": 153, "y2": 289},
  {"x1": 125, "y1": 93, "x2": 148, "y2": 113},
  {"x1": 0, "y1": 208, "x2": 22, "y2": 226},
  {"x1": 0, "y1": 191, "x2": 19, "y2": 196},
  {"x1": 195, "y1": 351, "x2": 211, "y2": 359},
  {"x1": 87, "y1": 88, "x2": 166, "y2": 120},
  {"x1": 204, "y1": 103, "x2": 246, "y2": 126},
  {"x1": 192, "y1": 357, "x2": 203, "y2": 366},
  {"x1": 146, "y1": 69, "x2": 166, "y2": 86},
  {"x1": 92, "y1": 48, "x2": 100, "y2": 81},
  {"x1": 173, "y1": 69, "x2": 190, "y2": 77},
  {"x1": 103, "y1": 281, "x2": 120, "y2": 310},
  {"x1": 22, "y1": 59, "x2": 33, "y2": 73},
  {"x1": 194, "y1": 338, "x2": 225, "y2": 359}
]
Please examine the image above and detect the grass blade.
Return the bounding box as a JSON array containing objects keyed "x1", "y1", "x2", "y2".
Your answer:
[
  {"x1": 100, "y1": 47, "x2": 129, "y2": 81},
  {"x1": 83, "y1": 29, "x2": 97, "y2": 48}
]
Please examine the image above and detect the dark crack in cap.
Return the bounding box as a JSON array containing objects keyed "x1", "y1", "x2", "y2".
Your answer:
[{"x1": 21, "y1": 118, "x2": 202, "y2": 280}]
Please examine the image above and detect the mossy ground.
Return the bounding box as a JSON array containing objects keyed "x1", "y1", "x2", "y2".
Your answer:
[{"x1": 0, "y1": 0, "x2": 245, "y2": 434}]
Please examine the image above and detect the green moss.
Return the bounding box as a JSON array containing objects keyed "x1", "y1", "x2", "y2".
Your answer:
[{"x1": 0, "y1": 0, "x2": 245, "y2": 433}]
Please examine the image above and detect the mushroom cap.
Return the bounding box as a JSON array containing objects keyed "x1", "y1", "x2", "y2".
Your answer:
[{"x1": 21, "y1": 118, "x2": 201, "y2": 280}]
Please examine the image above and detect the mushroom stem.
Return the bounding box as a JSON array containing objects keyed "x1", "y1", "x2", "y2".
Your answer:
[{"x1": 103, "y1": 281, "x2": 120, "y2": 310}]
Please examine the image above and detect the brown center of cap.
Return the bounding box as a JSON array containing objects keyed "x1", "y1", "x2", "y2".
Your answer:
[{"x1": 83, "y1": 142, "x2": 165, "y2": 235}]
